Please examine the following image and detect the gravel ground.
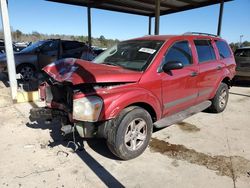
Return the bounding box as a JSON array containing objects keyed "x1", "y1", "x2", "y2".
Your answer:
[{"x1": 0, "y1": 78, "x2": 250, "y2": 188}]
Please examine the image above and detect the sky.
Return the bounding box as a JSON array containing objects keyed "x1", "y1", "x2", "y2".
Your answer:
[{"x1": 1, "y1": 0, "x2": 250, "y2": 43}]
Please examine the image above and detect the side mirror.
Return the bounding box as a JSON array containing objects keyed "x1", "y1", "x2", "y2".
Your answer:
[{"x1": 162, "y1": 61, "x2": 184, "y2": 72}]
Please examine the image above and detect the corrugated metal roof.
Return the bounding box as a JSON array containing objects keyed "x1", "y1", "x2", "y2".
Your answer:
[{"x1": 47, "y1": 0, "x2": 232, "y2": 16}]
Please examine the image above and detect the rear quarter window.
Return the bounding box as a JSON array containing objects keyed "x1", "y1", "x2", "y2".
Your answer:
[
  {"x1": 194, "y1": 40, "x2": 216, "y2": 63},
  {"x1": 215, "y1": 40, "x2": 232, "y2": 59}
]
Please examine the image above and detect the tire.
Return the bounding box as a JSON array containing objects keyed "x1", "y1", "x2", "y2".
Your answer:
[
  {"x1": 208, "y1": 82, "x2": 229, "y2": 113},
  {"x1": 107, "y1": 106, "x2": 153, "y2": 160},
  {"x1": 17, "y1": 64, "x2": 35, "y2": 81}
]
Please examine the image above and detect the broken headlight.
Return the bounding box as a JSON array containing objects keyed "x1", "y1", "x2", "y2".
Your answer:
[{"x1": 73, "y1": 96, "x2": 103, "y2": 122}]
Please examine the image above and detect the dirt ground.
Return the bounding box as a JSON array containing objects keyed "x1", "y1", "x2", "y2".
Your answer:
[{"x1": 0, "y1": 76, "x2": 250, "y2": 188}]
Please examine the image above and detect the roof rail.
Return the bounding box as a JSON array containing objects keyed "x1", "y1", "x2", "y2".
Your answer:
[{"x1": 183, "y1": 32, "x2": 220, "y2": 38}]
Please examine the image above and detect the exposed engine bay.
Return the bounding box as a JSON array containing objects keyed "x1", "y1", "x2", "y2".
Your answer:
[{"x1": 31, "y1": 73, "x2": 125, "y2": 139}]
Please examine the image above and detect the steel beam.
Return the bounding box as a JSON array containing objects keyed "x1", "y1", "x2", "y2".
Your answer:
[
  {"x1": 0, "y1": 0, "x2": 17, "y2": 101},
  {"x1": 148, "y1": 16, "x2": 152, "y2": 35},
  {"x1": 154, "y1": 0, "x2": 160, "y2": 35},
  {"x1": 87, "y1": 6, "x2": 92, "y2": 47},
  {"x1": 217, "y1": 1, "x2": 224, "y2": 36}
]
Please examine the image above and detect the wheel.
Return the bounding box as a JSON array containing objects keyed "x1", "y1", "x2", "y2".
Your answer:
[
  {"x1": 208, "y1": 82, "x2": 229, "y2": 113},
  {"x1": 107, "y1": 106, "x2": 153, "y2": 160},
  {"x1": 17, "y1": 64, "x2": 35, "y2": 81}
]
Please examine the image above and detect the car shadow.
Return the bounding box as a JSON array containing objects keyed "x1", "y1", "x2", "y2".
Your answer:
[
  {"x1": 229, "y1": 92, "x2": 250, "y2": 98},
  {"x1": 26, "y1": 116, "x2": 120, "y2": 160},
  {"x1": 26, "y1": 104, "x2": 124, "y2": 187}
]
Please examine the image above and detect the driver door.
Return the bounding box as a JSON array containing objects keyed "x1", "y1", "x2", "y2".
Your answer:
[
  {"x1": 160, "y1": 40, "x2": 199, "y2": 117},
  {"x1": 38, "y1": 40, "x2": 60, "y2": 69}
]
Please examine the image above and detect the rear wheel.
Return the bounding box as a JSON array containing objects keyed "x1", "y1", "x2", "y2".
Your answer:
[
  {"x1": 17, "y1": 64, "x2": 35, "y2": 81},
  {"x1": 209, "y1": 82, "x2": 229, "y2": 113},
  {"x1": 107, "y1": 106, "x2": 153, "y2": 160}
]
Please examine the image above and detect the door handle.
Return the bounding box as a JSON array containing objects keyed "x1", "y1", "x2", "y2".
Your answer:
[
  {"x1": 217, "y1": 66, "x2": 222, "y2": 70},
  {"x1": 190, "y1": 71, "x2": 198, "y2": 77}
]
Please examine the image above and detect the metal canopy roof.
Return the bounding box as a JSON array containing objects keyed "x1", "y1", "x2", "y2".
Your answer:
[{"x1": 47, "y1": 0, "x2": 232, "y2": 17}]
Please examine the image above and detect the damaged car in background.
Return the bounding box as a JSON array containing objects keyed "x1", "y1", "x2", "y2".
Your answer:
[
  {"x1": 0, "y1": 39, "x2": 96, "y2": 80},
  {"x1": 31, "y1": 34, "x2": 236, "y2": 160}
]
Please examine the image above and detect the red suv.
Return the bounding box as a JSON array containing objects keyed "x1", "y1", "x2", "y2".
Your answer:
[{"x1": 32, "y1": 33, "x2": 236, "y2": 160}]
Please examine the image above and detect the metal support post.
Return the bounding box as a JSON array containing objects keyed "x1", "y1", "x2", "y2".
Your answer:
[
  {"x1": 0, "y1": 0, "x2": 17, "y2": 101},
  {"x1": 217, "y1": 1, "x2": 224, "y2": 36},
  {"x1": 148, "y1": 16, "x2": 152, "y2": 35},
  {"x1": 87, "y1": 6, "x2": 92, "y2": 47},
  {"x1": 154, "y1": 0, "x2": 160, "y2": 35}
]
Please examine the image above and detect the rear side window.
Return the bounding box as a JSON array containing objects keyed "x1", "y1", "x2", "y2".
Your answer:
[
  {"x1": 194, "y1": 40, "x2": 216, "y2": 63},
  {"x1": 215, "y1": 40, "x2": 231, "y2": 59},
  {"x1": 164, "y1": 40, "x2": 192, "y2": 66},
  {"x1": 62, "y1": 41, "x2": 83, "y2": 50},
  {"x1": 41, "y1": 41, "x2": 59, "y2": 52}
]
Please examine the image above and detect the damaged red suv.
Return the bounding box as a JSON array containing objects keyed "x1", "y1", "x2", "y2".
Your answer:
[{"x1": 32, "y1": 33, "x2": 236, "y2": 160}]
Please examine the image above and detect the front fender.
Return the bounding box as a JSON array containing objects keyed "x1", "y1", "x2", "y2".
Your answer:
[{"x1": 99, "y1": 87, "x2": 162, "y2": 121}]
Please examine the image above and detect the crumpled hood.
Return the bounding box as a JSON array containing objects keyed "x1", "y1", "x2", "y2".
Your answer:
[{"x1": 43, "y1": 58, "x2": 143, "y2": 85}]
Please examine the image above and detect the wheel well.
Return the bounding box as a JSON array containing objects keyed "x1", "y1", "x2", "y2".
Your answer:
[
  {"x1": 128, "y1": 102, "x2": 157, "y2": 122},
  {"x1": 16, "y1": 63, "x2": 36, "y2": 71},
  {"x1": 222, "y1": 77, "x2": 231, "y2": 88}
]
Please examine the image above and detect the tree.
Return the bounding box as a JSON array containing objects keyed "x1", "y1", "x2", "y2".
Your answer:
[
  {"x1": 99, "y1": 35, "x2": 107, "y2": 47},
  {"x1": 242, "y1": 41, "x2": 250, "y2": 47},
  {"x1": 32, "y1": 31, "x2": 41, "y2": 38},
  {"x1": 16, "y1": 29, "x2": 22, "y2": 40}
]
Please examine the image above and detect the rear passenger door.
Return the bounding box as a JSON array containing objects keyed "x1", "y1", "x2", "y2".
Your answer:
[
  {"x1": 161, "y1": 40, "x2": 199, "y2": 117},
  {"x1": 194, "y1": 39, "x2": 222, "y2": 102}
]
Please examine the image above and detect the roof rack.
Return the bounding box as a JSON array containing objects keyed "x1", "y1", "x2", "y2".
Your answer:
[{"x1": 183, "y1": 32, "x2": 220, "y2": 38}]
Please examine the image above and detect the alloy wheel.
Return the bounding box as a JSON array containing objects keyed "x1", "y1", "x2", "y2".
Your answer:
[{"x1": 124, "y1": 118, "x2": 147, "y2": 151}]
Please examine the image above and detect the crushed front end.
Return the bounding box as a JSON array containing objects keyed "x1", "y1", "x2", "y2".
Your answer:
[
  {"x1": 32, "y1": 76, "x2": 105, "y2": 138},
  {"x1": 30, "y1": 58, "x2": 141, "y2": 139}
]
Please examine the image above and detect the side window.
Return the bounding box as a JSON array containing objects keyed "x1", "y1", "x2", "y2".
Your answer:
[
  {"x1": 62, "y1": 41, "x2": 83, "y2": 50},
  {"x1": 194, "y1": 40, "x2": 216, "y2": 63},
  {"x1": 41, "y1": 41, "x2": 58, "y2": 52},
  {"x1": 164, "y1": 41, "x2": 192, "y2": 67},
  {"x1": 215, "y1": 40, "x2": 232, "y2": 59}
]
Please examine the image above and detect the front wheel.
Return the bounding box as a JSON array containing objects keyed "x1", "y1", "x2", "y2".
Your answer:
[
  {"x1": 208, "y1": 82, "x2": 229, "y2": 113},
  {"x1": 107, "y1": 106, "x2": 153, "y2": 160}
]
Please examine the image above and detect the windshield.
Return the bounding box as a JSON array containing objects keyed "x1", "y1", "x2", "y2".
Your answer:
[
  {"x1": 21, "y1": 41, "x2": 46, "y2": 53},
  {"x1": 93, "y1": 40, "x2": 164, "y2": 71}
]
